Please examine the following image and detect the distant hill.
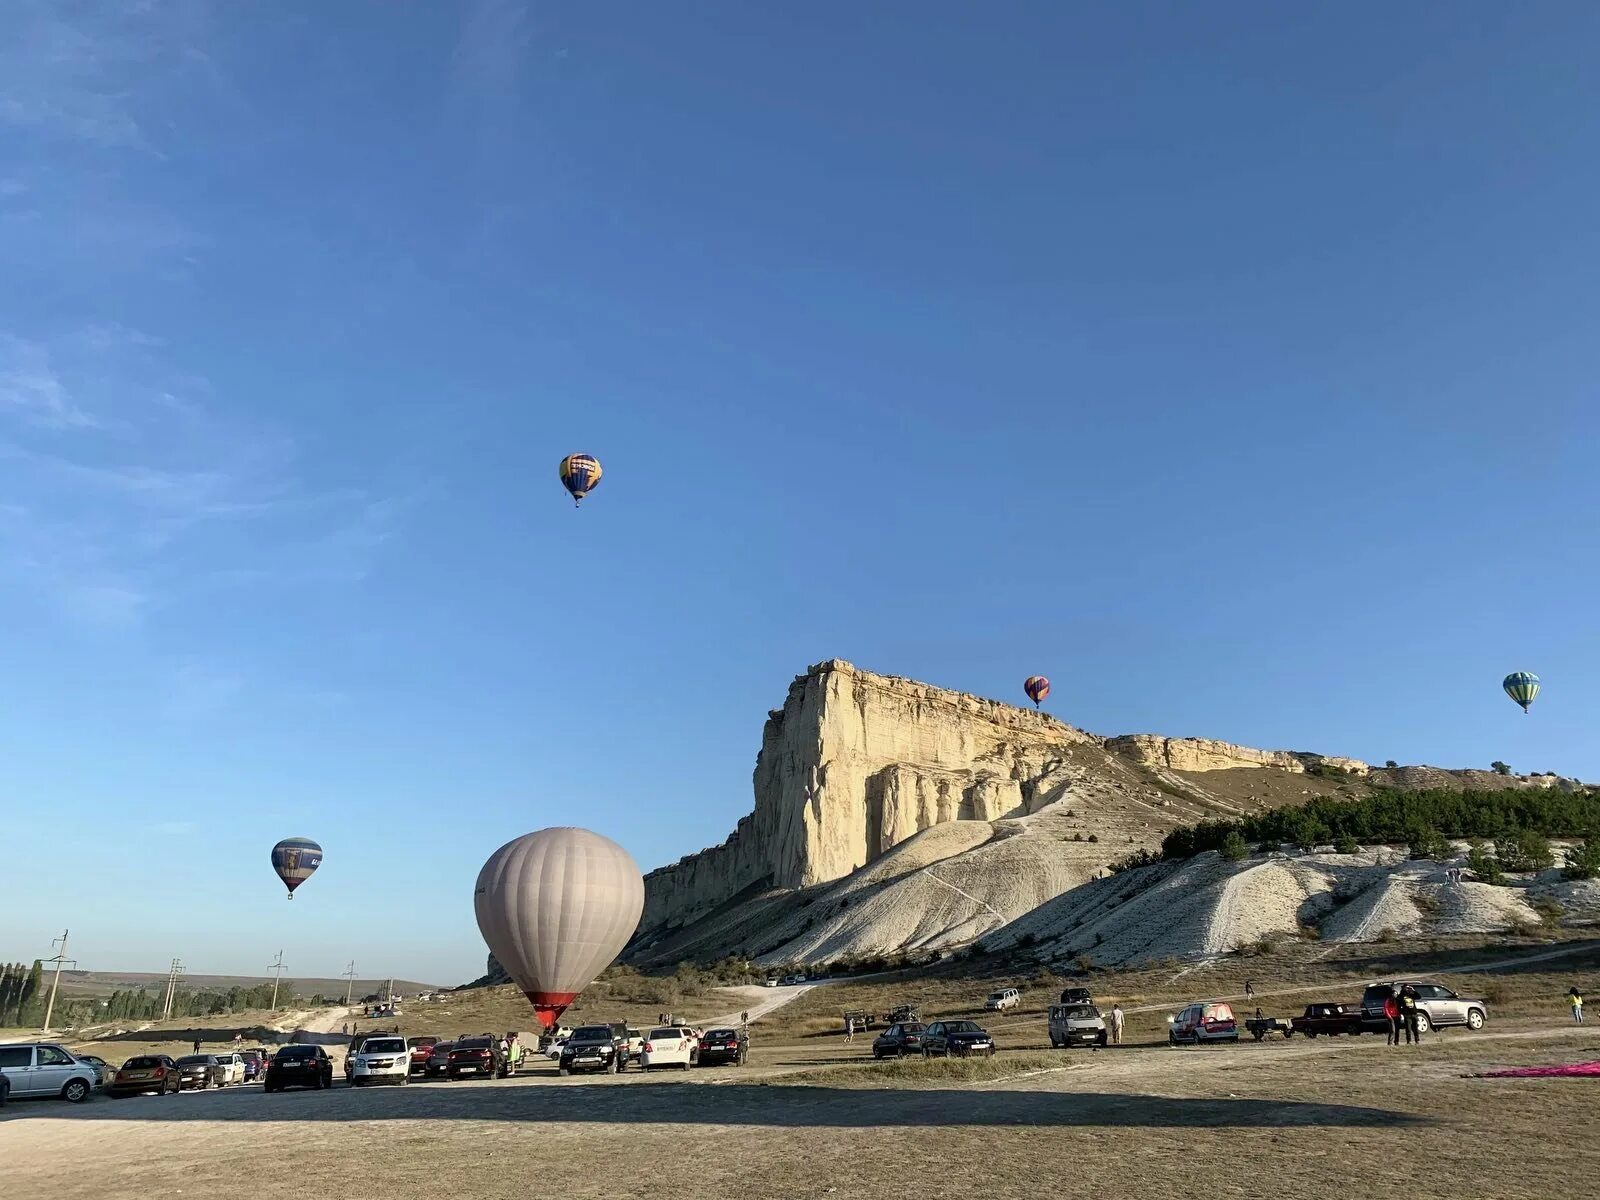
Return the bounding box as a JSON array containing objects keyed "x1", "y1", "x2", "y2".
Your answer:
[{"x1": 50, "y1": 970, "x2": 444, "y2": 998}]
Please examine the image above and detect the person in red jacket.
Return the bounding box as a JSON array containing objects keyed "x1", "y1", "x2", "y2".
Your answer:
[{"x1": 1384, "y1": 990, "x2": 1402, "y2": 1046}]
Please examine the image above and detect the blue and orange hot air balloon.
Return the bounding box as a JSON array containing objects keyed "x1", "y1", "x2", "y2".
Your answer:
[
  {"x1": 1503, "y1": 671, "x2": 1540, "y2": 714},
  {"x1": 271, "y1": 837, "x2": 323, "y2": 900},
  {"x1": 1024, "y1": 676, "x2": 1050, "y2": 709},
  {"x1": 558, "y1": 454, "x2": 603, "y2": 507}
]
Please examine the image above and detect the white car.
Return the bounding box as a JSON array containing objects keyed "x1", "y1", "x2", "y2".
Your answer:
[
  {"x1": 349, "y1": 1035, "x2": 411, "y2": 1086},
  {"x1": 985, "y1": 988, "x2": 1021, "y2": 1012},
  {"x1": 640, "y1": 1027, "x2": 698, "y2": 1071},
  {"x1": 624, "y1": 1028, "x2": 644, "y2": 1059},
  {"x1": 211, "y1": 1052, "x2": 246, "y2": 1085}
]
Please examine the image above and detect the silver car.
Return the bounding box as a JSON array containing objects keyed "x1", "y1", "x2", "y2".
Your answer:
[
  {"x1": 1361, "y1": 981, "x2": 1488, "y2": 1033},
  {"x1": 0, "y1": 1042, "x2": 100, "y2": 1103}
]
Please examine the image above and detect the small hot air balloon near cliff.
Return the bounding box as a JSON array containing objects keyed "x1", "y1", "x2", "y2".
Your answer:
[
  {"x1": 558, "y1": 453, "x2": 603, "y2": 506},
  {"x1": 1503, "y1": 671, "x2": 1540, "y2": 714},
  {"x1": 270, "y1": 837, "x2": 323, "y2": 899},
  {"x1": 1024, "y1": 676, "x2": 1050, "y2": 708},
  {"x1": 474, "y1": 827, "x2": 644, "y2": 1030}
]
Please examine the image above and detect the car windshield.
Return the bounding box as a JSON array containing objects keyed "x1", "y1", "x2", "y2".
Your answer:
[
  {"x1": 277, "y1": 1047, "x2": 316, "y2": 1060},
  {"x1": 457, "y1": 1039, "x2": 491, "y2": 1050},
  {"x1": 125, "y1": 1057, "x2": 165, "y2": 1068},
  {"x1": 176, "y1": 1056, "x2": 211, "y2": 1066},
  {"x1": 987, "y1": 992, "x2": 1006, "y2": 1000},
  {"x1": 570, "y1": 1027, "x2": 612, "y2": 1041},
  {"x1": 706, "y1": 1029, "x2": 736, "y2": 1038},
  {"x1": 942, "y1": 1021, "x2": 983, "y2": 1034},
  {"x1": 364, "y1": 1039, "x2": 405, "y2": 1054},
  {"x1": 1063, "y1": 1006, "x2": 1098, "y2": 1018},
  {"x1": 648, "y1": 1028, "x2": 680, "y2": 1039}
]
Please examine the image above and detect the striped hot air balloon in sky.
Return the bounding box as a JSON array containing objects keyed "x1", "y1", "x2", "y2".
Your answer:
[
  {"x1": 270, "y1": 837, "x2": 323, "y2": 899},
  {"x1": 1503, "y1": 671, "x2": 1540, "y2": 714},
  {"x1": 1024, "y1": 676, "x2": 1050, "y2": 708},
  {"x1": 558, "y1": 453, "x2": 603, "y2": 506}
]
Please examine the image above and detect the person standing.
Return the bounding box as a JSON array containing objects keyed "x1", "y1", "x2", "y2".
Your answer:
[
  {"x1": 1109, "y1": 1004, "x2": 1125, "y2": 1046},
  {"x1": 1400, "y1": 983, "x2": 1422, "y2": 1044},
  {"x1": 1384, "y1": 989, "x2": 1402, "y2": 1046},
  {"x1": 192, "y1": 1038, "x2": 201, "y2": 1054},
  {"x1": 844, "y1": 1015, "x2": 856, "y2": 1044},
  {"x1": 1244, "y1": 979, "x2": 1255, "y2": 1002},
  {"x1": 1570, "y1": 986, "x2": 1585, "y2": 1025}
]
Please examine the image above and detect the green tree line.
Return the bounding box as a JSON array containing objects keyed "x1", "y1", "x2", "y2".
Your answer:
[
  {"x1": 0, "y1": 960, "x2": 44, "y2": 1026},
  {"x1": 1162, "y1": 786, "x2": 1600, "y2": 861}
]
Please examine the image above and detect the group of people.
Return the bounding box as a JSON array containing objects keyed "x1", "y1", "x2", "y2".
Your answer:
[{"x1": 1381, "y1": 984, "x2": 1426, "y2": 1044}]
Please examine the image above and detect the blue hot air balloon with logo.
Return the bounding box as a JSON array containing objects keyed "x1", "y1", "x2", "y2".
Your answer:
[
  {"x1": 271, "y1": 837, "x2": 323, "y2": 899},
  {"x1": 1502, "y1": 672, "x2": 1540, "y2": 714}
]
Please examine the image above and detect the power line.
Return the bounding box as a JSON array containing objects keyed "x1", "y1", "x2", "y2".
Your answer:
[
  {"x1": 161, "y1": 958, "x2": 186, "y2": 1020},
  {"x1": 342, "y1": 960, "x2": 358, "y2": 1010}
]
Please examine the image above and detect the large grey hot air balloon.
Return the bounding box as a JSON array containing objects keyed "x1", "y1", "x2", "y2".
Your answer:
[{"x1": 473, "y1": 827, "x2": 644, "y2": 1029}]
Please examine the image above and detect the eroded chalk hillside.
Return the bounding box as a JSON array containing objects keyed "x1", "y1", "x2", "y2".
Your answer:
[{"x1": 625, "y1": 660, "x2": 1578, "y2": 969}]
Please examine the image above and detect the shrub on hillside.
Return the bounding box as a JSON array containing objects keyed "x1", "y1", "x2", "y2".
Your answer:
[
  {"x1": 1466, "y1": 839, "x2": 1504, "y2": 885},
  {"x1": 1333, "y1": 834, "x2": 1359, "y2": 855},
  {"x1": 1496, "y1": 829, "x2": 1555, "y2": 873},
  {"x1": 1562, "y1": 839, "x2": 1600, "y2": 881},
  {"x1": 1407, "y1": 826, "x2": 1450, "y2": 861},
  {"x1": 1218, "y1": 831, "x2": 1249, "y2": 862}
]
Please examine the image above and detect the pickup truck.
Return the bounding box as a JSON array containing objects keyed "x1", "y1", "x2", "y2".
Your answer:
[{"x1": 1289, "y1": 1003, "x2": 1364, "y2": 1038}]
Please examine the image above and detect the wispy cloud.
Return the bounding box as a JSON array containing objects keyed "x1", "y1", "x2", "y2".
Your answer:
[{"x1": 0, "y1": 336, "x2": 105, "y2": 430}]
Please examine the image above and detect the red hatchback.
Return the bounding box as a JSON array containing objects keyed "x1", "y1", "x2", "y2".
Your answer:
[
  {"x1": 1169, "y1": 1001, "x2": 1239, "y2": 1046},
  {"x1": 407, "y1": 1037, "x2": 439, "y2": 1075}
]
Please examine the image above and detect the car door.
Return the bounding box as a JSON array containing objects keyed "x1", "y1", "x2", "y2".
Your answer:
[
  {"x1": 32, "y1": 1045, "x2": 79, "y2": 1096},
  {"x1": 1417, "y1": 986, "x2": 1462, "y2": 1025},
  {"x1": 0, "y1": 1046, "x2": 36, "y2": 1096}
]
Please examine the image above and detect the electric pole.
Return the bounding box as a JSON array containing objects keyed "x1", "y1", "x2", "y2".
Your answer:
[
  {"x1": 268, "y1": 950, "x2": 287, "y2": 1011},
  {"x1": 342, "y1": 960, "x2": 357, "y2": 1010},
  {"x1": 161, "y1": 959, "x2": 186, "y2": 1020},
  {"x1": 40, "y1": 930, "x2": 75, "y2": 1034}
]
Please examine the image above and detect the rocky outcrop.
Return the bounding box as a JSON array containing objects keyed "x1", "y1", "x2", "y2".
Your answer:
[
  {"x1": 642, "y1": 660, "x2": 1093, "y2": 927},
  {"x1": 1106, "y1": 734, "x2": 1369, "y2": 777}
]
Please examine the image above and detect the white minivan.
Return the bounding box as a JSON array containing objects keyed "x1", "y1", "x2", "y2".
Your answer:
[{"x1": 350, "y1": 1035, "x2": 411, "y2": 1086}]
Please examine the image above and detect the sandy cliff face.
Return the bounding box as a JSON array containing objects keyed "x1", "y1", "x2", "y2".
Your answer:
[{"x1": 641, "y1": 661, "x2": 1094, "y2": 927}]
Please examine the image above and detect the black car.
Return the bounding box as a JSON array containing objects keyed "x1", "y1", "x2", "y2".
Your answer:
[
  {"x1": 263, "y1": 1045, "x2": 333, "y2": 1092},
  {"x1": 424, "y1": 1041, "x2": 456, "y2": 1077},
  {"x1": 448, "y1": 1037, "x2": 508, "y2": 1080},
  {"x1": 559, "y1": 1026, "x2": 628, "y2": 1075},
  {"x1": 1059, "y1": 987, "x2": 1093, "y2": 1005},
  {"x1": 697, "y1": 1028, "x2": 748, "y2": 1067},
  {"x1": 920, "y1": 1020, "x2": 995, "y2": 1058},
  {"x1": 871, "y1": 1022, "x2": 927, "y2": 1059}
]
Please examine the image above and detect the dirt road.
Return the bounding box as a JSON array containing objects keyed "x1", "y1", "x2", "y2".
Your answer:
[{"x1": 4, "y1": 1013, "x2": 1595, "y2": 1200}]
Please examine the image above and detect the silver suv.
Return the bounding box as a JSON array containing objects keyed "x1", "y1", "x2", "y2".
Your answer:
[
  {"x1": 0, "y1": 1042, "x2": 100, "y2": 1103},
  {"x1": 1361, "y1": 981, "x2": 1488, "y2": 1034}
]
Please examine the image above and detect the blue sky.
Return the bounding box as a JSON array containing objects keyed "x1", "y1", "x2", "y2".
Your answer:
[{"x1": 2, "y1": 2, "x2": 1596, "y2": 986}]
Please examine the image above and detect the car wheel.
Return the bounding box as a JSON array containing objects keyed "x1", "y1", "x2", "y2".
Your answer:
[
  {"x1": 1413, "y1": 1013, "x2": 1431, "y2": 1034},
  {"x1": 263, "y1": 1084, "x2": 277, "y2": 1094},
  {"x1": 399, "y1": 1073, "x2": 408, "y2": 1085},
  {"x1": 62, "y1": 1079, "x2": 92, "y2": 1103},
  {"x1": 1466, "y1": 1008, "x2": 1485, "y2": 1031}
]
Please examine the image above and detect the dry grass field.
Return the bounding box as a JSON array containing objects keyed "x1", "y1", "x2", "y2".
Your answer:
[{"x1": 4, "y1": 934, "x2": 1596, "y2": 1200}]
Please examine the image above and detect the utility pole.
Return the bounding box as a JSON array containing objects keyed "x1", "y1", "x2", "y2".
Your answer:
[
  {"x1": 40, "y1": 930, "x2": 75, "y2": 1034},
  {"x1": 268, "y1": 950, "x2": 287, "y2": 1011},
  {"x1": 161, "y1": 959, "x2": 186, "y2": 1020},
  {"x1": 342, "y1": 961, "x2": 357, "y2": 1010}
]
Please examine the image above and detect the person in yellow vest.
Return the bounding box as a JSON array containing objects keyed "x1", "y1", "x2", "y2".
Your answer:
[{"x1": 1570, "y1": 986, "x2": 1584, "y2": 1025}]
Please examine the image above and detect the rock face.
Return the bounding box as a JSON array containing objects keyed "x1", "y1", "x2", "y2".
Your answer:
[
  {"x1": 633, "y1": 659, "x2": 1583, "y2": 964},
  {"x1": 641, "y1": 661, "x2": 1093, "y2": 927}
]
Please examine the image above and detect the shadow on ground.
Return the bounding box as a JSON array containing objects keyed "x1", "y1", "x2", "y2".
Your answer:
[{"x1": 0, "y1": 1078, "x2": 1426, "y2": 1130}]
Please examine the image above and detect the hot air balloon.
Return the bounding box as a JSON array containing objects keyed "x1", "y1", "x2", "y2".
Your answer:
[
  {"x1": 474, "y1": 827, "x2": 644, "y2": 1029},
  {"x1": 270, "y1": 837, "x2": 323, "y2": 899},
  {"x1": 558, "y1": 453, "x2": 603, "y2": 506},
  {"x1": 1503, "y1": 671, "x2": 1540, "y2": 714},
  {"x1": 1024, "y1": 676, "x2": 1050, "y2": 708}
]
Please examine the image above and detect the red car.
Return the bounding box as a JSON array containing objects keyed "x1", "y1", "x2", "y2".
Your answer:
[
  {"x1": 1168, "y1": 1001, "x2": 1239, "y2": 1046},
  {"x1": 407, "y1": 1037, "x2": 439, "y2": 1075}
]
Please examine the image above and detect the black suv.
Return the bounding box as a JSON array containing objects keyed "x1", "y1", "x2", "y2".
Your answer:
[
  {"x1": 263, "y1": 1045, "x2": 333, "y2": 1092},
  {"x1": 1059, "y1": 987, "x2": 1093, "y2": 1005},
  {"x1": 698, "y1": 1028, "x2": 748, "y2": 1067},
  {"x1": 559, "y1": 1025, "x2": 629, "y2": 1075}
]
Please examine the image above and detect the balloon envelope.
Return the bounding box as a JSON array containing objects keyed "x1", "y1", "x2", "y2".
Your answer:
[
  {"x1": 271, "y1": 837, "x2": 323, "y2": 899},
  {"x1": 1024, "y1": 675, "x2": 1050, "y2": 708},
  {"x1": 1503, "y1": 671, "x2": 1540, "y2": 713},
  {"x1": 474, "y1": 828, "x2": 644, "y2": 1029},
  {"x1": 558, "y1": 453, "x2": 603, "y2": 505}
]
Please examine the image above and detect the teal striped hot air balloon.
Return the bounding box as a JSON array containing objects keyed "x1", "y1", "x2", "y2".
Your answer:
[{"x1": 1503, "y1": 672, "x2": 1540, "y2": 714}]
